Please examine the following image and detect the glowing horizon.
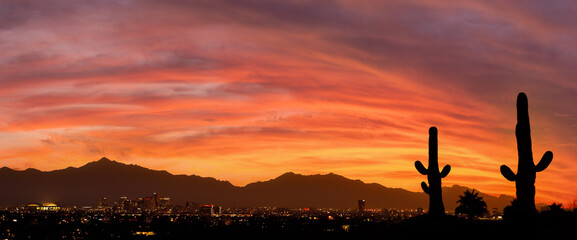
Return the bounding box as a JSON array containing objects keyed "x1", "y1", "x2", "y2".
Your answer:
[{"x1": 1, "y1": 0, "x2": 577, "y2": 205}]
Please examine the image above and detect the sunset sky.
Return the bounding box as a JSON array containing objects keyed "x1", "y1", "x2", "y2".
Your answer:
[{"x1": 1, "y1": 0, "x2": 577, "y2": 204}]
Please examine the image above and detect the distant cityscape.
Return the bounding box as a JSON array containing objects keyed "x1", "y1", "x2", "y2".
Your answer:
[
  {"x1": 17, "y1": 192, "x2": 510, "y2": 217},
  {"x1": 0, "y1": 192, "x2": 513, "y2": 239}
]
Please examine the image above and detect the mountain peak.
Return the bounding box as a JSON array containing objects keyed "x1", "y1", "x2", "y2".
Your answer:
[
  {"x1": 81, "y1": 157, "x2": 126, "y2": 169},
  {"x1": 24, "y1": 168, "x2": 42, "y2": 173},
  {"x1": 0, "y1": 167, "x2": 15, "y2": 172},
  {"x1": 278, "y1": 172, "x2": 301, "y2": 178},
  {"x1": 264, "y1": 172, "x2": 359, "y2": 186}
]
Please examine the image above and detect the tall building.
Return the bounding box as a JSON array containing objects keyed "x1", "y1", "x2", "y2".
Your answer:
[
  {"x1": 116, "y1": 197, "x2": 128, "y2": 211},
  {"x1": 109, "y1": 193, "x2": 173, "y2": 212},
  {"x1": 199, "y1": 205, "x2": 215, "y2": 216},
  {"x1": 153, "y1": 192, "x2": 159, "y2": 209},
  {"x1": 358, "y1": 199, "x2": 366, "y2": 211},
  {"x1": 214, "y1": 205, "x2": 222, "y2": 215},
  {"x1": 125, "y1": 199, "x2": 137, "y2": 212},
  {"x1": 158, "y1": 197, "x2": 172, "y2": 211},
  {"x1": 138, "y1": 197, "x2": 156, "y2": 210},
  {"x1": 99, "y1": 197, "x2": 108, "y2": 208}
]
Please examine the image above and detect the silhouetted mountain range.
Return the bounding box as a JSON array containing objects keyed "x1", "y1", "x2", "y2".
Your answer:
[{"x1": 0, "y1": 157, "x2": 514, "y2": 211}]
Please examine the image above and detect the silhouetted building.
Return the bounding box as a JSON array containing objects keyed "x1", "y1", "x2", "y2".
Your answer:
[
  {"x1": 153, "y1": 192, "x2": 159, "y2": 208},
  {"x1": 158, "y1": 197, "x2": 172, "y2": 211},
  {"x1": 25, "y1": 203, "x2": 60, "y2": 211},
  {"x1": 99, "y1": 197, "x2": 108, "y2": 208},
  {"x1": 25, "y1": 203, "x2": 41, "y2": 211},
  {"x1": 185, "y1": 202, "x2": 200, "y2": 213},
  {"x1": 358, "y1": 200, "x2": 366, "y2": 211},
  {"x1": 137, "y1": 197, "x2": 156, "y2": 210},
  {"x1": 214, "y1": 205, "x2": 222, "y2": 214},
  {"x1": 41, "y1": 203, "x2": 60, "y2": 211},
  {"x1": 115, "y1": 197, "x2": 128, "y2": 211},
  {"x1": 110, "y1": 193, "x2": 174, "y2": 212},
  {"x1": 199, "y1": 205, "x2": 221, "y2": 216},
  {"x1": 125, "y1": 199, "x2": 138, "y2": 212},
  {"x1": 134, "y1": 193, "x2": 172, "y2": 211},
  {"x1": 199, "y1": 205, "x2": 214, "y2": 216}
]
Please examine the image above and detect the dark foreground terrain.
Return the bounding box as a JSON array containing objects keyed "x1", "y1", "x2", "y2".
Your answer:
[{"x1": 0, "y1": 210, "x2": 575, "y2": 240}]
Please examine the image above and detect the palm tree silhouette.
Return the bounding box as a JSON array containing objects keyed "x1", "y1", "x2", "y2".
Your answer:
[{"x1": 455, "y1": 190, "x2": 488, "y2": 219}]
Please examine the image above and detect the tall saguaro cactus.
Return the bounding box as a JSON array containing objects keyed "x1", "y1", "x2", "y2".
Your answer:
[
  {"x1": 415, "y1": 127, "x2": 451, "y2": 216},
  {"x1": 500, "y1": 92, "x2": 553, "y2": 215}
]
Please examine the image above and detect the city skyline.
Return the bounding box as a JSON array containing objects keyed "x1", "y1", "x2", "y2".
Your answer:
[
  {"x1": 0, "y1": 157, "x2": 516, "y2": 210},
  {"x1": 1, "y1": 0, "x2": 577, "y2": 205}
]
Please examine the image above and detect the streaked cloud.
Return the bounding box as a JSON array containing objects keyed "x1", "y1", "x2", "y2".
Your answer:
[{"x1": 0, "y1": 0, "x2": 576, "y2": 204}]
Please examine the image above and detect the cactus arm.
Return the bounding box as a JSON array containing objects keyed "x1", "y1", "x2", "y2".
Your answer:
[
  {"x1": 421, "y1": 182, "x2": 430, "y2": 194},
  {"x1": 440, "y1": 165, "x2": 451, "y2": 178},
  {"x1": 415, "y1": 160, "x2": 428, "y2": 175},
  {"x1": 535, "y1": 151, "x2": 553, "y2": 172},
  {"x1": 500, "y1": 165, "x2": 517, "y2": 181}
]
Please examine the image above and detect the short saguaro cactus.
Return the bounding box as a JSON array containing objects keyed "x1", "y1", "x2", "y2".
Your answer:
[{"x1": 415, "y1": 127, "x2": 451, "y2": 216}]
